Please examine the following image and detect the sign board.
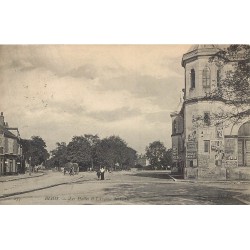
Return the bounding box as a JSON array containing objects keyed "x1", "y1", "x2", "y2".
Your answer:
[
  {"x1": 186, "y1": 142, "x2": 197, "y2": 152},
  {"x1": 225, "y1": 138, "x2": 237, "y2": 160},
  {"x1": 186, "y1": 151, "x2": 196, "y2": 159},
  {"x1": 216, "y1": 125, "x2": 223, "y2": 138}
]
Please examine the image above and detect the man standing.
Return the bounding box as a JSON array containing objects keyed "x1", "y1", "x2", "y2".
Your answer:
[{"x1": 96, "y1": 168, "x2": 101, "y2": 180}]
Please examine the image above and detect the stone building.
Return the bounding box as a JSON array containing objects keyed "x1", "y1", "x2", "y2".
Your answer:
[
  {"x1": 171, "y1": 45, "x2": 250, "y2": 180},
  {"x1": 0, "y1": 112, "x2": 22, "y2": 175}
]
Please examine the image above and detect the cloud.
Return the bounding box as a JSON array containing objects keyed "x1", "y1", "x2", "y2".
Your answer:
[
  {"x1": 87, "y1": 106, "x2": 141, "y2": 122},
  {"x1": 0, "y1": 45, "x2": 190, "y2": 153},
  {"x1": 68, "y1": 64, "x2": 98, "y2": 79}
]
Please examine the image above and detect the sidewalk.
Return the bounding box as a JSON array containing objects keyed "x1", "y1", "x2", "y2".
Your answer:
[
  {"x1": 0, "y1": 173, "x2": 86, "y2": 200},
  {"x1": 0, "y1": 172, "x2": 44, "y2": 182}
]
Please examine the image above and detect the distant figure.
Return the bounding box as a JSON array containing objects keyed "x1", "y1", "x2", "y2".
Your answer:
[
  {"x1": 69, "y1": 167, "x2": 74, "y2": 176},
  {"x1": 100, "y1": 167, "x2": 105, "y2": 180},
  {"x1": 96, "y1": 169, "x2": 101, "y2": 180}
]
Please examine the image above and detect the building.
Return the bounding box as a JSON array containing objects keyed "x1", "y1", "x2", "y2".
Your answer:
[
  {"x1": 171, "y1": 45, "x2": 250, "y2": 180},
  {"x1": 135, "y1": 154, "x2": 149, "y2": 167},
  {"x1": 0, "y1": 112, "x2": 22, "y2": 175}
]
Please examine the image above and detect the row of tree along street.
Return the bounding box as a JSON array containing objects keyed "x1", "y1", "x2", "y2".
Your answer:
[{"x1": 20, "y1": 134, "x2": 172, "y2": 172}]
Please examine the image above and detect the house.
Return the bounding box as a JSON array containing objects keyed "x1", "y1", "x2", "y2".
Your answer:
[
  {"x1": 171, "y1": 45, "x2": 250, "y2": 180},
  {"x1": 0, "y1": 112, "x2": 22, "y2": 175}
]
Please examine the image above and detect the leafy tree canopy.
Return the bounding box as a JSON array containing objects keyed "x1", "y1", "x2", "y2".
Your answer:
[
  {"x1": 21, "y1": 136, "x2": 49, "y2": 167},
  {"x1": 207, "y1": 44, "x2": 250, "y2": 126},
  {"x1": 145, "y1": 141, "x2": 166, "y2": 167}
]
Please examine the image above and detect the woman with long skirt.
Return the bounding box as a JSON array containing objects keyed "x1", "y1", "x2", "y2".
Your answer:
[{"x1": 100, "y1": 167, "x2": 105, "y2": 180}]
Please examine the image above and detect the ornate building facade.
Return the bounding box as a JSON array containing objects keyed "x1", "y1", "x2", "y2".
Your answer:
[
  {"x1": 171, "y1": 45, "x2": 250, "y2": 180},
  {"x1": 0, "y1": 112, "x2": 22, "y2": 175}
]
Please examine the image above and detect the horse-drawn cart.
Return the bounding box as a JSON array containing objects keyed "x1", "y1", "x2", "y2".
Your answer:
[{"x1": 62, "y1": 162, "x2": 79, "y2": 175}]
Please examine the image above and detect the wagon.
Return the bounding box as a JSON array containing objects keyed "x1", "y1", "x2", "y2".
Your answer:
[{"x1": 62, "y1": 162, "x2": 79, "y2": 175}]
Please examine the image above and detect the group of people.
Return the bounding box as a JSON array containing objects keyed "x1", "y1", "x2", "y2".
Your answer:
[
  {"x1": 63, "y1": 166, "x2": 75, "y2": 175},
  {"x1": 96, "y1": 167, "x2": 105, "y2": 180}
]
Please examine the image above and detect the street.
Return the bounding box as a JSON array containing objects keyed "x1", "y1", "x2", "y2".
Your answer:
[{"x1": 1, "y1": 170, "x2": 250, "y2": 204}]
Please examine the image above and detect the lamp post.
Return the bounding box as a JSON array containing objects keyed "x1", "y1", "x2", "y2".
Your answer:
[
  {"x1": 17, "y1": 161, "x2": 20, "y2": 174},
  {"x1": 4, "y1": 160, "x2": 8, "y2": 175}
]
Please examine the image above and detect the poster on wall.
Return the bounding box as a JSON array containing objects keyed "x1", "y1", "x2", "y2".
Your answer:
[
  {"x1": 224, "y1": 138, "x2": 237, "y2": 160},
  {"x1": 187, "y1": 141, "x2": 197, "y2": 151},
  {"x1": 216, "y1": 125, "x2": 223, "y2": 138},
  {"x1": 186, "y1": 151, "x2": 196, "y2": 159},
  {"x1": 211, "y1": 140, "x2": 223, "y2": 152}
]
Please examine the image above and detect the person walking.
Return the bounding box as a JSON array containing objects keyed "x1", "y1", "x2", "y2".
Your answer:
[
  {"x1": 96, "y1": 169, "x2": 101, "y2": 180},
  {"x1": 100, "y1": 167, "x2": 105, "y2": 180},
  {"x1": 69, "y1": 166, "x2": 74, "y2": 176}
]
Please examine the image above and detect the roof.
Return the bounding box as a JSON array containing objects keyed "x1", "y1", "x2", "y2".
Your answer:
[
  {"x1": 0, "y1": 125, "x2": 19, "y2": 139},
  {"x1": 182, "y1": 44, "x2": 221, "y2": 67},
  {"x1": 187, "y1": 44, "x2": 220, "y2": 53}
]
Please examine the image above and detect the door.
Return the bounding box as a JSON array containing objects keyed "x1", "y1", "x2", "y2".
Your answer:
[
  {"x1": 238, "y1": 139, "x2": 250, "y2": 167},
  {"x1": 238, "y1": 121, "x2": 250, "y2": 167},
  {"x1": 245, "y1": 139, "x2": 250, "y2": 166},
  {"x1": 238, "y1": 139, "x2": 244, "y2": 166}
]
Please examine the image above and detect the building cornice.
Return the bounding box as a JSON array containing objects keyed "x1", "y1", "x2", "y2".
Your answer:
[
  {"x1": 184, "y1": 96, "x2": 226, "y2": 105},
  {"x1": 182, "y1": 47, "x2": 220, "y2": 67}
]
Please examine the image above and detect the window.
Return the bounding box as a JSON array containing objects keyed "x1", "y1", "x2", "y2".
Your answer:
[
  {"x1": 217, "y1": 69, "x2": 221, "y2": 87},
  {"x1": 190, "y1": 160, "x2": 193, "y2": 167},
  {"x1": 173, "y1": 119, "x2": 177, "y2": 134},
  {"x1": 190, "y1": 69, "x2": 195, "y2": 88},
  {"x1": 204, "y1": 112, "x2": 211, "y2": 126},
  {"x1": 204, "y1": 140, "x2": 210, "y2": 153},
  {"x1": 202, "y1": 67, "x2": 211, "y2": 88}
]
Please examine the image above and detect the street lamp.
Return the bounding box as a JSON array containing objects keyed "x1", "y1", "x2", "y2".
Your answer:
[
  {"x1": 17, "y1": 162, "x2": 20, "y2": 174},
  {"x1": 4, "y1": 160, "x2": 8, "y2": 175}
]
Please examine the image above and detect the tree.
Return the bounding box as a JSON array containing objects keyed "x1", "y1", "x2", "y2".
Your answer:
[
  {"x1": 206, "y1": 44, "x2": 250, "y2": 126},
  {"x1": 121, "y1": 146, "x2": 137, "y2": 169},
  {"x1": 95, "y1": 135, "x2": 137, "y2": 170},
  {"x1": 66, "y1": 136, "x2": 92, "y2": 168},
  {"x1": 84, "y1": 134, "x2": 100, "y2": 170},
  {"x1": 161, "y1": 148, "x2": 173, "y2": 168},
  {"x1": 50, "y1": 142, "x2": 68, "y2": 169},
  {"x1": 145, "y1": 141, "x2": 166, "y2": 169},
  {"x1": 21, "y1": 136, "x2": 49, "y2": 168}
]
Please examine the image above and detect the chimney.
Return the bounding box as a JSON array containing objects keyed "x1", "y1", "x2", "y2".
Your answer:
[{"x1": 0, "y1": 112, "x2": 4, "y2": 126}]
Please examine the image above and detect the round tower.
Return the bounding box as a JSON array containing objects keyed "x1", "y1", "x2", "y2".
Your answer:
[{"x1": 181, "y1": 45, "x2": 226, "y2": 179}]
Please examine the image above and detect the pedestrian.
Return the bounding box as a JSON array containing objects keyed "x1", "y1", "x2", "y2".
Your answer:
[
  {"x1": 70, "y1": 167, "x2": 74, "y2": 176},
  {"x1": 97, "y1": 169, "x2": 101, "y2": 180},
  {"x1": 100, "y1": 167, "x2": 105, "y2": 180}
]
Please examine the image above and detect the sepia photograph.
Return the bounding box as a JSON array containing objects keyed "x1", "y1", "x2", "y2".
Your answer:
[
  {"x1": 1, "y1": 1, "x2": 250, "y2": 250},
  {"x1": 1, "y1": 44, "x2": 249, "y2": 205}
]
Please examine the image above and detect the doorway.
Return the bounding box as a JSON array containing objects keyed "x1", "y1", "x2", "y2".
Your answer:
[{"x1": 238, "y1": 121, "x2": 250, "y2": 167}]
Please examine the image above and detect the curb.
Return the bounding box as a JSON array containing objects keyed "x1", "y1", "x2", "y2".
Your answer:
[
  {"x1": 171, "y1": 179, "x2": 250, "y2": 184},
  {"x1": 0, "y1": 175, "x2": 85, "y2": 200},
  {"x1": 0, "y1": 172, "x2": 45, "y2": 183}
]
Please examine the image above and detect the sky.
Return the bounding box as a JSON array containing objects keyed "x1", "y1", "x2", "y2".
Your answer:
[{"x1": 0, "y1": 45, "x2": 190, "y2": 154}]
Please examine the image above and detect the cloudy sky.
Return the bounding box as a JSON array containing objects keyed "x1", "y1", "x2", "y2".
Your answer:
[{"x1": 0, "y1": 45, "x2": 190, "y2": 153}]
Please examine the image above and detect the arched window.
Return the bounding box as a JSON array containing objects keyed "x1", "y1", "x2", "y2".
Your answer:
[
  {"x1": 190, "y1": 69, "x2": 195, "y2": 88},
  {"x1": 202, "y1": 67, "x2": 211, "y2": 88}
]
